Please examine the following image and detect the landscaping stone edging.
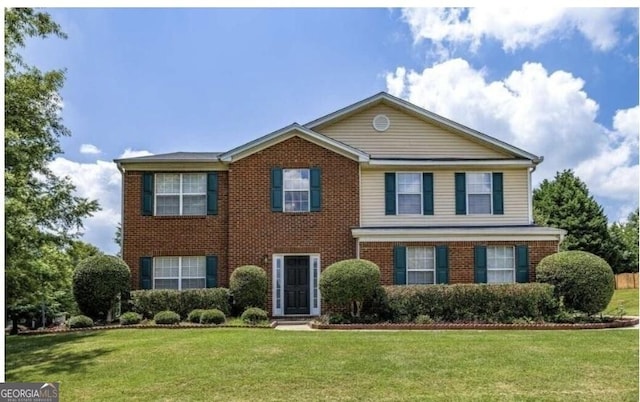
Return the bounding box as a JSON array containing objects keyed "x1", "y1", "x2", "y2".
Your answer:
[
  {"x1": 310, "y1": 317, "x2": 639, "y2": 330},
  {"x1": 11, "y1": 323, "x2": 273, "y2": 336}
]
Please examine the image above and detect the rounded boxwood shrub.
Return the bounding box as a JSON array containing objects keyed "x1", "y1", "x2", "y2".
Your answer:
[
  {"x1": 73, "y1": 255, "x2": 130, "y2": 321},
  {"x1": 536, "y1": 251, "x2": 615, "y2": 315},
  {"x1": 230, "y1": 265, "x2": 268, "y2": 312},
  {"x1": 68, "y1": 315, "x2": 94, "y2": 329},
  {"x1": 187, "y1": 309, "x2": 206, "y2": 323},
  {"x1": 119, "y1": 312, "x2": 142, "y2": 326},
  {"x1": 200, "y1": 309, "x2": 226, "y2": 325},
  {"x1": 241, "y1": 307, "x2": 269, "y2": 325},
  {"x1": 154, "y1": 310, "x2": 181, "y2": 325},
  {"x1": 319, "y1": 259, "x2": 381, "y2": 317}
]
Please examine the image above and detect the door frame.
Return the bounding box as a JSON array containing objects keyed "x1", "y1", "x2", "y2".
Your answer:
[{"x1": 272, "y1": 254, "x2": 321, "y2": 316}]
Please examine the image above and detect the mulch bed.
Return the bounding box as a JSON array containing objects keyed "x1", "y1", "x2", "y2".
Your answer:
[{"x1": 310, "y1": 317, "x2": 639, "y2": 330}]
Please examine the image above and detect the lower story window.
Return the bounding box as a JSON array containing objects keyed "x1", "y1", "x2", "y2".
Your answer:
[
  {"x1": 407, "y1": 247, "x2": 435, "y2": 284},
  {"x1": 487, "y1": 246, "x2": 515, "y2": 283},
  {"x1": 154, "y1": 256, "x2": 206, "y2": 289}
]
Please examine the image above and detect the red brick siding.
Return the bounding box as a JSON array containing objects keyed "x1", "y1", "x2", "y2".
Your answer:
[
  {"x1": 122, "y1": 171, "x2": 229, "y2": 290},
  {"x1": 228, "y1": 136, "x2": 360, "y2": 308},
  {"x1": 360, "y1": 240, "x2": 559, "y2": 285}
]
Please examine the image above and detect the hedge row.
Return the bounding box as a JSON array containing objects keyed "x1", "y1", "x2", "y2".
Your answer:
[
  {"x1": 130, "y1": 288, "x2": 230, "y2": 319},
  {"x1": 383, "y1": 283, "x2": 560, "y2": 323}
]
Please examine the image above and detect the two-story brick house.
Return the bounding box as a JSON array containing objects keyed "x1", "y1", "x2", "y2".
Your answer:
[{"x1": 115, "y1": 92, "x2": 565, "y2": 317}]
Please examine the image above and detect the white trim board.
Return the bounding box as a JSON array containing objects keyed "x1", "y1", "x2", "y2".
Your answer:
[{"x1": 352, "y1": 227, "x2": 566, "y2": 243}]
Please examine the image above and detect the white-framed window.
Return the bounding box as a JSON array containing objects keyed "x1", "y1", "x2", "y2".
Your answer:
[
  {"x1": 407, "y1": 247, "x2": 435, "y2": 284},
  {"x1": 153, "y1": 256, "x2": 206, "y2": 289},
  {"x1": 283, "y1": 169, "x2": 310, "y2": 212},
  {"x1": 397, "y1": 172, "x2": 422, "y2": 215},
  {"x1": 467, "y1": 172, "x2": 492, "y2": 214},
  {"x1": 487, "y1": 246, "x2": 515, "y2": 284},
  {"x1": 155, "y1": 173, "x2": 206, "y2": 216}
]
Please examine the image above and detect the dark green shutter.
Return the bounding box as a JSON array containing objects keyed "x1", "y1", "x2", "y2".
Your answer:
[
  {"x1": 139, "y1": 257, "x2": 152, "y2": 289},
  {"x1": 423, "y1": 173, "x2": 434, "y2": 215},
  {"x1": 141, "y1": 173, "x2": 154, "y2": 216},
  {"x1": 206, "y1": 256, "x2": 218, "y2": 288},
  {"x1": 435, "y1": 245, "x2": 448, "y2": 284},
  {"x1": 271, "y1": 168, "x2": 283, "y2": 212},
  {"x1": 455, "y1": 173, "x2": 466, "y2": 215},
  {"x1": 492, "y1": 172, "x2": 504, "y2": 215},
  {"x1": 207, "y1": 172, "x2": 218, "y2": 215},
  {"x1": 310, "y1": 168, "x2": 321, "y2": 212},
  {"x1": 474, "y1": 246, "x2": 487, "y2": 283},
  {"x1": 385, "y1": 173, "x2": 396, "y2": 215},
  {"x1": 393, "y1": 246, "x2": 406, "y2": 285},
  {"x1": 515, "y1": 245, "x2": 529, "y2": 283}
]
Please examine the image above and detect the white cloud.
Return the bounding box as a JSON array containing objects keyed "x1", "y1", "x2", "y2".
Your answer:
[
  {"x1": 386, "y1": 58, "x2": 639, "y2": 221},
  {"x1": 80, "y1": 144, "x2": 101, "y2": 154},
  {"x1": 48, "y1": 148, "x2": 153, "y2": 253},
  {"x1": 120, "y1": 148, "x2": 153, "y2": 159},
  {"x1": 402, "y1": 8, "x2": 627, "y2": 53}
]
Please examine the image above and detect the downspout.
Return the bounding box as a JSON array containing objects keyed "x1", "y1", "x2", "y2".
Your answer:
[
  {"x1": 528, "y1": 167, "x2": 533, "y2": 224},
  {"x1": 356, "y1": 163, "x2": 362, "y2": 259},
  {"x1": 116, "y1": 162, "x2": 125, "y2": 258}
]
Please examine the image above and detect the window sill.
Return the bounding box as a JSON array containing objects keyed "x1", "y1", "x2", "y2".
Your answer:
[{"x1": 149, "y1": 215, "x2": 209, "y2": 219}]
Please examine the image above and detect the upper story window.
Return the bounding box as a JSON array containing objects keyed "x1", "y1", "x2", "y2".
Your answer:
[
  {"x1": 397, "y1": 173, "x2": 422, "y2": 215},
  {"x1": 384, "y1": 172, "x2": 433, "y2": 216},
  {"x1": 156, "y1": 173, "x2": 206, "y2": 216},
  {"x1": 283, "y1": 169, "x2": 310, "y2": 212},
  {"x1": 466, "y1": 172, "x2": 492, "y2": 214}
]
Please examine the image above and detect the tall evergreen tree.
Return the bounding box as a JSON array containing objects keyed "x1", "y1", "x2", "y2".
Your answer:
[
  {"x1": 5, "y1": 8, "x2": 100, "y2": 325},
  {"x1": 533, "y1": 169, "x2": 610, "y2": 259},
  {"x1": 608, "y1": 208, "x2": 639, "y2": 273}
]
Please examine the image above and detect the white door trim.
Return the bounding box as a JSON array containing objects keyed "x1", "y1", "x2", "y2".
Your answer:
[{"x1": 272, "y1": 254, "x2": 321, "y2": 316}]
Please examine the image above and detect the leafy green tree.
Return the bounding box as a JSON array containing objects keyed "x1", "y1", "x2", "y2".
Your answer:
[
  {"x1": 114, "y1": 222, "x2": 122, "y2": 257},
  {"x1": 5, "y1": 8, "x2": 99, "y2": 332},
  {"x1": 533, "y1": 170, "x2": 609, "y2": 259},
  {"x1": 607, "y1": 208, "x2": 639, "y2": 273}
]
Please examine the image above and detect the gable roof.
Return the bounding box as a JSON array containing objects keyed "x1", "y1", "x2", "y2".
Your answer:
[
  {"x1": 304, "y1": 92, "x2": 542, "y2": 164},
  {"x1": 114, "y1": 152, "x2": 222, "y2": 164},
  {"x1": 218, "y1": 123, "x2": 370, "y2": 163}
]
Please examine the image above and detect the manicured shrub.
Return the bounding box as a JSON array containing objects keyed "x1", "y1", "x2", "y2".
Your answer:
[
  {"x1": 130, "y1": 288, "x2": 230, "y2": 319},
  {"x1": 200, "y1": 309, "x2": 226, "y2": 325},
  {"x1": 119, "y1": 312, "x2": 142, "y2": 326},
  {"x1": 230, "y1": 266, "x2": 268, "y2": 312},
  {"x1": 241, "y1": 307, "x2": 269, "y2": 325},
  {"x1": 73, "y1": 255, "x2": 130, "y2": 321},
  {"x1": 154, "y1": 310, "x2": 180, "y2": 325},
  {"x1": 68, "y1": 315, "x2": 94, "y2": 328},
  {"x1": 178, "y1": 288, "x2": 231, "y2": 316},
  {"x1": 536, "y1": 251, "x2": 615, "y2": 315},
  {"x1": 384, "y1": 283, "x2": 560, "y2": 323},
  {"x1": 414, "y1": 314, "x2": 434, "y2": 324},
  {"x1": 319, "y1": 259, "x2": 381, "y2": 317},
  {"x1": 187, "y1": 309, "x2": 206, "y2": 323}
]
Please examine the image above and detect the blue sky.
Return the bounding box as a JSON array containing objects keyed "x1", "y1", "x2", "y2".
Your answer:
[{"x1": 21, "y1": 8, "x2": 639, "y2": 253}]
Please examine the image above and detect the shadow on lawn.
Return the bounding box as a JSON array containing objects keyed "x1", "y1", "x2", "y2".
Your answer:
[{"x1": 6, "y1": 332, "x2": 115, "y2": 379}]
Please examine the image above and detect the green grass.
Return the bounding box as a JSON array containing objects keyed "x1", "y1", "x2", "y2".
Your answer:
[
  {"x1": 605, "y1": 289, "x2": 639, "y2": 316},
  {"x1": 6, "y1": 328, "x2": 638, "y2": 401}
]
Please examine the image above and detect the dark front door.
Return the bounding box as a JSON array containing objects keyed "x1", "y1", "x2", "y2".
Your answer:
[{"x1": 284, "y1": 256, "x2": 310, "y2": 315}]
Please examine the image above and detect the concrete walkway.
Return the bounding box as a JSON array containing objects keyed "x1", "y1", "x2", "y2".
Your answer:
[{"x1": 273, "y1": 323, "x2": 315, "y2": 331}]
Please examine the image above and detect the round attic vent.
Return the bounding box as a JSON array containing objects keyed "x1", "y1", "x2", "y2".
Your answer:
[{"x1": 372, "y1": 114, "x2": 390, "y2": 132}]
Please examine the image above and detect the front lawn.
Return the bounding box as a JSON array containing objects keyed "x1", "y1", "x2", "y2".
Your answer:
[
  {"x1": 605, "y1": 289, "x2": 639, "y2": 316},
  {"x1": 6, "y1": 329, "x2": 638, "y2": 401}
]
